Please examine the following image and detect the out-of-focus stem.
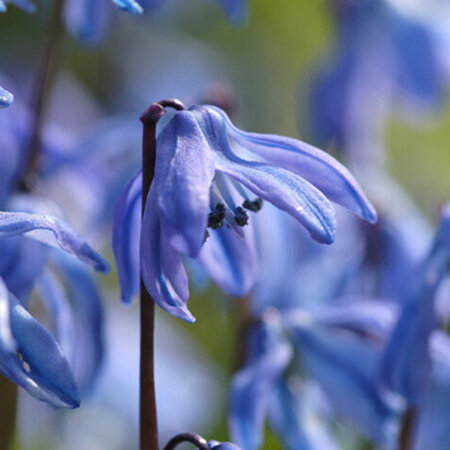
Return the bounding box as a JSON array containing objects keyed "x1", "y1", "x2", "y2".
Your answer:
[
  {"x1": 163, "y1": 433, "x2": 209, "y2": 450},
  {"x1": 0, "y1": 377, "x2": 18, "y2": 449},
  {"x1": 19, "y1": 0, "x2": 66, "y2": 192},
  {"x1": 399, "y1": 407, "x2": 417, "y2": 450}
]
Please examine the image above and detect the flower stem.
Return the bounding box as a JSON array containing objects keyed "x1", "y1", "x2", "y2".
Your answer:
[
  {"x1": 139, "y1": 99, "x2": 185, "y2": 450},
  {"x1": 18, "y1": 0, "x2": 66, "y2": 192},
  {"x1": 0, "y1": 377, "x2": 17, "y2": 449},
  {"x1": 399, "y1": 407, "x2": 417, "y2": 450},
  {"x1": 163, "y1": 433, "x2": 209, "y2": 450}
]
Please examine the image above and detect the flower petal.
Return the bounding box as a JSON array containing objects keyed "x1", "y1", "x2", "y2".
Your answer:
[
  {"x1": 52, "y1": 252, "x2": 105, "y2": 393},
  {"x1": 141, "y1": 184, "x2": 194, "y2": 323},
  {"x1": 230, "y1": 314, "x2": 293, "y2": 450},
  {"x1": 155, "y1": 110, "x2": 215, "y2": 257},
  {"x1": 205, "y1": 105, "x2": 377, "y2": 223},
  {"x1": 0, "y1": 291, "x2": 80, "y2": 408},
  {"x1": 288, "y1": 322, "x2": 397, "y2": 443},
  {"x1": 0, "y1": 85, "x2": 14, "y2": 108},
  {"x1": 112, "y1": 0, "x2": 143, "y2": 14},
  {"x1": 0, "y1": 211, "x2": 110, "y2": 273},
  {"x1": 216, "y1": 0, "x2": 248, "y2": 25},
  {"x1": 112, "y1": 170, "x2": 142, "y2": 304},
  {"x1": 199, "y1": 221, "x2": 258, "y2": 296}
]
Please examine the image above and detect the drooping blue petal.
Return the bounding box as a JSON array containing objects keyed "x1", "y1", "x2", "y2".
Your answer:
[
  {"x1": 199, "y1": 220, "x2": 258, "y2": 297},
  {"x1": 389, "y1": 8, "x2": 440, "y2": 108},
  {"x1": 208, "y1": 441, "x2": 242, "y2": 450},
  {"x1": 155, "y1": 110, "x2": 215, "y2": 257},
  {"x1": 0, "y1": 278, "x2": 14, "y2": 351},
  {"x1": 287, "y1": 316, "x2": 397, "y2": 443},
  {"x1": 414, "y1": 332, "x2": 450, "y2": 450},
  {"x1": 380, "y1": 211, "x2": 450, "y2": 405},
  {"x1": 215, "y1": 0, "x2": 248, "y2": 25},
  {"x1": 52, "y1": 252, "x2": 105, "y2": 393},
  {"x1": 204, "y1": 105, "x2": 377, "y2": 223},
  {"x1": 2, "y1": 0, "x2": 35, "y2": 13},
  {"x1": 141, "y1": 183, "x2": 194, "y2": 323},
  {"x1": 268, "y1": 380, "x2": 339, "y2": 450},
  {"x1": 63, "y1": 0, "x2": 111, "y2": 46},
  {"x1": 192, "y1": 107, "x2": 337, "y2": 243},
  {"x1": 0, "y1": 85, "x2": 14, "y2": 108},
  {"x1": 230, "y1": 314, "x2": 293, "y2": 450},
  {"x1": 0, "y1": 1, "x2": 6, "y2": 12},
  {"x1": 0, "y1": 291, "x2": 79, "y2": 408},
  {"x1": 0, "y1": 235, "x2": 47, "y2": 304},
  {"x1": 112, "y1": 170, "x2": 142, "y2": 304},
  {"x1": 36, "y1": 270, "x2": 75, "y2": 362},
  {"x1": 0, "y1": 211, "x2": 110, "y2": 273},
  {"x1": 112, "y1": 0, "x2": 143, "y2": 14}
]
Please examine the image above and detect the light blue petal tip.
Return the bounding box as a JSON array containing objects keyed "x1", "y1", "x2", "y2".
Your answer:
[
  {"x1": 113, "y1": 0, "x2": 143, "y2": 14},
  {"x1": 0, "y1": 86, "x2": 14, "y2": 108}
]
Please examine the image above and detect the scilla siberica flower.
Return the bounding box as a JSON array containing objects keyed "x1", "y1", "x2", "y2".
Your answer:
[
  {"x1": 113, "y1": 103, "x2": 377, "y2": 323},
  {"x1": 0, "y1": 85, "x2": 13, "y2": 109},
  {"x1": 0, "y1": 0, "x2": 35, "y2": 13}
]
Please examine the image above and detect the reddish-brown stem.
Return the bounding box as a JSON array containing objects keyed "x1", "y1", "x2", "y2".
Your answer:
[
  {"x1": 0, "y1": 377, "x2": 17, "y2": 449},
  {"x1": 18, "y1": 0, "x2": 65, "y2": 192},
  {"x1": 399, "y1": 407, "x2": 417, "y2": 450},
  {"x1": 139, "y1": 100, "x2": 185, "y2": 450}
]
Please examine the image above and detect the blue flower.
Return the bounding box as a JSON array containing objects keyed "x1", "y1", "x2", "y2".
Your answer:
[
  {"x1": 229, "y1": 303, "x2": 398, "y2": 449},
  {"x1": 113, "y1": 103, "x2": 376, "y2": 322},
  {"x1": 309, "y1": 0, "x2": 441, "y2": 151},
  {"x1": 0, "y1": 209, "x2": 109, "y2": 405},
  {"x1": 0, "y1": 85, "x2": 13, "y2": 109},
  {"x1": 0, "y1": 277, "x2": 80, "y2": 408},
  {"x1": 208, "y1": 441, "x2": 242, "y2": 450},
  {"x1": 380, "y1": 204, "x2": 450, "y2": 405}
]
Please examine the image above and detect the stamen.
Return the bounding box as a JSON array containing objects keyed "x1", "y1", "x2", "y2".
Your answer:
[
  {"x1": 243, "y1": 198, "x2": 264, "y2": 212},
  {"x1": 234, "y1": 206, "x2": 249, "y2": 227},
  {"x1": 207, "y1": 203, "x2": 226, "y2": 229}
]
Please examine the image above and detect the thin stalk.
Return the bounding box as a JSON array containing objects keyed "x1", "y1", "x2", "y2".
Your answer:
[
  {"x1": 19, "y1": 0, "x2": 66, "y2": 192},
  {"x1": 163, "y1": 433, "x2": 209, "y2": 450},
  {"x1": 139, "y1": 99, "x2": 185, "y2": 450},
  {"x1": 399, "y1": 407, "x2": 417, "y2": 450},
  {"x1": 0, "y1": 377, "x2": 18, "y2": 449}
]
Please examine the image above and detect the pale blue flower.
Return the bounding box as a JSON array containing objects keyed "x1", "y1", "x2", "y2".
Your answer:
[
  {"x1": 113, "y1": 104, "x2": 376, "y2": 322},
  {"x1": 0, "y1": 0, "x2": 35, "y2": 13}
]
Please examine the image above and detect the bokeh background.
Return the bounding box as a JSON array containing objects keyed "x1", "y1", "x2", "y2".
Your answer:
[{"x1": 1, "y1": 0, "x2": 449, "y2": 449}]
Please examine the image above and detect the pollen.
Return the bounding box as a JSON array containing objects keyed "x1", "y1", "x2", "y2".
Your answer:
[{"x1": 243, "y1": 198, "x2": 264, "y2": 212}]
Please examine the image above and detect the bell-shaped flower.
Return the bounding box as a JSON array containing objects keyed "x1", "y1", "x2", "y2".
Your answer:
[
  {"x1": 113, "y1": 104, "x2": 376, "y2": 322},
  {"x1": 380, "y1": 205, "x2": 450, "y2": 405},
  {"x1": 309, "y1": 0, "x2": 442, "y2": 153},
  {"x1": 0, "y1": 277, "x2": 80, "y2": 408},
  {"x1": 0, "y1": 85, "x2": 13, "y2": 109}
]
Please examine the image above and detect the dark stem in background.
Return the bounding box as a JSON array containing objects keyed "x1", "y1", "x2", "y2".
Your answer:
[
  {"x1": 18, "y1": 0, "x2": 66, "y2": 192},
  {"x1": 0, "y1": 377, "x2": 18, "y2": 449},
  {"x1": 139, "y1": 99, "x2": 186, "y2": 450},
  {"x1": 399, "y1": 407, "x2": 417, "y2": 450},
  {"x1": 163, "y1": 433, "x2": 209, "y2": 450}
]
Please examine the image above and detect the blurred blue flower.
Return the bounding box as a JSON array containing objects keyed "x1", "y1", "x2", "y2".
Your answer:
[
  {"x1": 230, "y1": 303, "x2": 399, "y2": 449},
  {"x1": 208, "y1": 441, "x2": 242, "y2": 450},
  {"x1": 380, "y1": 204, "x2": 450, "y2": 406},
  {"x1": 309, "y1": 0, "x2": 442, "y2": 152},
  {"x1": 0, "y1": 85, "x2": 13, "y2": 108},
  {"x1": 113, "y1": 103, "x2": 376, "y2": 322}
]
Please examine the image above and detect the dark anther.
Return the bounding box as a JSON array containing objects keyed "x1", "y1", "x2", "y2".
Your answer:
[
  {"x1": 243, "y1": 198, "x2": 264, "y2": 212},
  {"x1": 163, "y1": 432, "x2": 209, "y2": 450},
  {"x1": 207, "y1": 203, "x2": 226, "y2": 229},
  {"x1": 204, "y1": 229, "x2": 210, "y2": 243},
  {"x1": 234, "y1": 206, "x2": 249, "y2": 227}
]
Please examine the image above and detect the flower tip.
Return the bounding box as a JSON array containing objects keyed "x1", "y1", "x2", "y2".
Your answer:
[
  {"x1": 176, "y1": 307, "x2": 196, "y2": 324},
  {"x1": 113, "y1": 0, "x2": 143, "y2": 15},
  {"x1": 93, "y1": 256, "x2": 111, "y2": 274},
  {"x1": 365, "y1": 205, "x2": 378, "y2": 224}
]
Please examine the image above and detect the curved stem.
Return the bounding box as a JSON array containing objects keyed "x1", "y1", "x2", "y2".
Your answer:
[
  {"x1": 18, "y1": 0, "x2": 66, "y2": 192},
  {"x1": 163, "y1": 433, "x2": 209, "y2": 450}
]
